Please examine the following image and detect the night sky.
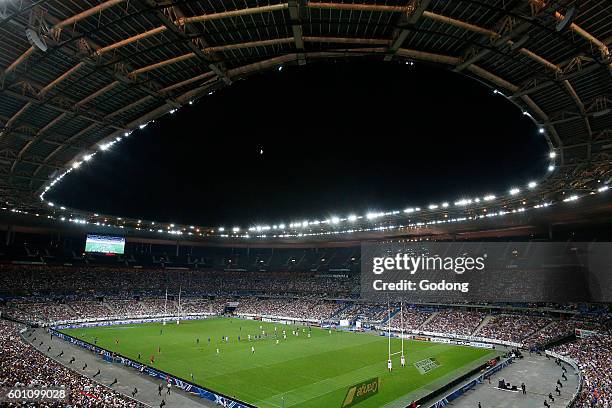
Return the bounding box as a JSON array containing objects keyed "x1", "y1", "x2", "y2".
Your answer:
[{"x1": 50, "y1": 60, "x2": 548, "y2": 226}]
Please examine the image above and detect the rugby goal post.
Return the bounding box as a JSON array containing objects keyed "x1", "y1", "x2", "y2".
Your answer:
[{"x1": 387, "y1": 301, "x2": 405, "y2": 364}]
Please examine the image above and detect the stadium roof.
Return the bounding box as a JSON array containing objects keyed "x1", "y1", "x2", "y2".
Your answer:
[{"x1": 0, "y1": 0, "x2": 611, "y2": 240}]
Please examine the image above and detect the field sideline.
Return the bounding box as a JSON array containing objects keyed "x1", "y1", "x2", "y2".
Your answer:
[{"x1": 60, "y1": 318, "x2": 496, "y2": 408}]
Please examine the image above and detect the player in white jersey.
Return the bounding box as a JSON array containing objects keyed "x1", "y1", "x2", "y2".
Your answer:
[
  {"x1": 388, "y1": 359, "x2": 393, "y2": 372},
  {"x1": 401, "y1": 355, "x2": 406, "y2": 367}
]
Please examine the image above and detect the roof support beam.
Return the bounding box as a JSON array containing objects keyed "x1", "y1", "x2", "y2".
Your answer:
[
  {"x1": 4, "y1": 2, "x2": 291, "y2": 86},
  {"x1": 562, "y1": 80, "x2": 593, "y2": 139},
  {"x1": 31, "y1": 122, "x2": 101, "y2": 181},
  {"x1": 95, "y1": 4, "x2": 290, "y2": 56},
  {"x1": 288, "y1": 0, "x2": 306, "y2": 65},
  {"x1": 552, "y1": 10, "x2": 609, "y2": 59},
  {"x1": 307, "y1": 2, "x2": 410, "y2": 13},
  {"x1": 159, "y1": 71, "x2": 216, "y2": 94},
  {"x1": 0, "y1": 89, "x2": 124, "y2": 131},
  {"x1": 396, "y1": 49, "x2": 459, "y2": 65},
  {"x1": 130, "y1": 52, "x2": 196, "y2": 76},
  {"x1": 384, "y1": 0, "x2": 431, "y2": 61},
  {"x1": 2, "y1": 5, "x2": 182, "y2": 120},
  {"x1": 3, "y1": 0, "x2": 126, "y2": 75},
  {"x1": 95, "y1": 26, "x2": 166, "y2": 55},
  {"x1": 125, "y1": 37, "x2": 391, "y2": 76},
  {"x1": 181, "y1": 4, "x2": 289, "y2": 24},
  {"x1": 423, "y1": 10, "x2": 499, "y2": 37},
  {"x1": 1, "y1": 61, "x2": 82, "y2": 132},
  {"x1": 454, "y1": 1, "x2": 542, "y2": 73},
  {"x1": 10, "y1": 112, "x2": 69, "y2": 174},
  {"x1": 74, "y1": 81, "x2": 120, "y2": 110},
  {"x1": 137, "y1": 0, "x2": 231, "y2": 85},
  {"x1": 510, "y1": 62, "x2": 602, "y2": 98},
  {"x1": 204, "y1": 38, "x2": 295, "y2": 54}
]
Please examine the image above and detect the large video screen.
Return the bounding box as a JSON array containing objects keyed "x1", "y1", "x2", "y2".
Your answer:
[{"x1": 85, "y1": 234, "x2": 125, "y2": 254}]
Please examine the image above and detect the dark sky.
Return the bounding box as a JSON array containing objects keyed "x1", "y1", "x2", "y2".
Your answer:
[{"x1": 50, "y1": 60, "x2": 548, "y2": 226}]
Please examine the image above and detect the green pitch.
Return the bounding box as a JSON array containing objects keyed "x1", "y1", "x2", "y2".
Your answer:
[
  {"x1": 60, "y1": 318, "x2": 496, "y2": 408},
  {"x1": 84, "y1": 240, "x2": 124, "y2": 254}
]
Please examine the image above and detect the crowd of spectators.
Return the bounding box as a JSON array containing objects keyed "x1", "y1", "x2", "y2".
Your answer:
[
  {"x1": 421, "y1": 310, "x2": 487, "y2": 336},
  {"x1": 478, "y1": 315, "x2": 551, "y2": 343},
  {"x1": 553, "y1": 334, "x2": 612, "y2": 407},
  {"x1": 4, "y1": 295, "x2": 608, "y2": 352},
  {"x1": 3, "y1": 297, "x2": 346, "y2": 324},
  {"x1": 4, "y1": 299, "x2": 189, "y2": 323},
  {"x1": 525, "y1": 320, "x2": 603, "y2": 348},
  {"x1": 237, "y1": 298, "x2": 342, "y2": 320},
  {"x1": 5, "y1": 301, "x2": 74, "y2": 324},
  {"x1": 0, "y1": 320, "x2": 143, "y2": 407},
  {"x1": 68, "y1": 301, "x2": 114, "y2": 320},
  {"x1": 335, "y1": 303, "x2": 389, "y2": 322},
  {"x1": 0, "y1": 265, "x2": 355, "y2": 298},
  {"x1": 179, "y1": 298, "x2": 227, "y2": 315},
  {"x1": 388, "y1": 308, "x2": 432, "y2": 331}
]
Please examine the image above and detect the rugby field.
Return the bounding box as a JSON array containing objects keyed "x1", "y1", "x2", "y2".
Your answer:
[{"x1": 60, "y1": 318, "x2": 496, "y2": 408}]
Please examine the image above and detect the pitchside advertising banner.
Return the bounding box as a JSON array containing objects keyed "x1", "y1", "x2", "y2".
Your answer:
[
  {"x1": 361, "y1": 242, "x2": 612, "y2": 302},
  {"x1": 341, "y1": 377, "x2": 379, "y2": 408}
]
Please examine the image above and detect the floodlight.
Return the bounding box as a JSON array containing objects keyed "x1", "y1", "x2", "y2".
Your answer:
[
  {"x1": 556, "y1": 6, "x2": 576, "y2": 32},
  {"x1": 25, "y1": 28, "x2": 47, "y2": 52}
]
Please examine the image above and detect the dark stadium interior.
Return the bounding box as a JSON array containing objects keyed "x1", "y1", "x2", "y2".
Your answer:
[{"x1": 1, "y1": 0, "x2": 611, "y2": 407}]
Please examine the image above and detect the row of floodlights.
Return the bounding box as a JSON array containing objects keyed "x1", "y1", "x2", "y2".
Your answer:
[
  {"x1": 40, "y1": 174, "x2": 569, "y2": 237},
  {"x1": 215, "y1": 180, "x2": 544, "y2": 233},
  {"x1": 6, "y1": 182, "x2": 610, "y2": 239},
  {"x1": 36, "y1": 79, "x2": 562, "y2": 236}
]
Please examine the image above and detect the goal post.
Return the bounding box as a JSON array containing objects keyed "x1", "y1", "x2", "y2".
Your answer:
[{"x1": 387, "y1": 301, "x2": 405, "y2": 365}]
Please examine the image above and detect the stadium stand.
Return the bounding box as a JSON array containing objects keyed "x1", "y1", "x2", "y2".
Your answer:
[
  {"x1": 0, "y1": 320, "x2": 143, "y2": 407},
  {"x1": 388, "y1": 306, "x2": 432, "y2": 330},
  {"x1": 420, "y1": 310, "x2": 487, "y2": 336},
  {"x1": 477, "y1": 314, "x2": 552, "y2": 343},
  {"x1": 0, "y1": 242, "x2": 610, "y2": 407},
  {"x1": 552, "y1": 333, "x2": 612, "y2": 407}
]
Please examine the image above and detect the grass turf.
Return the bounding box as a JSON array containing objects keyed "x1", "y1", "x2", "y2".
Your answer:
[{"x1": 60, "y1": 318, "x2": 496, "y2": 408}]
